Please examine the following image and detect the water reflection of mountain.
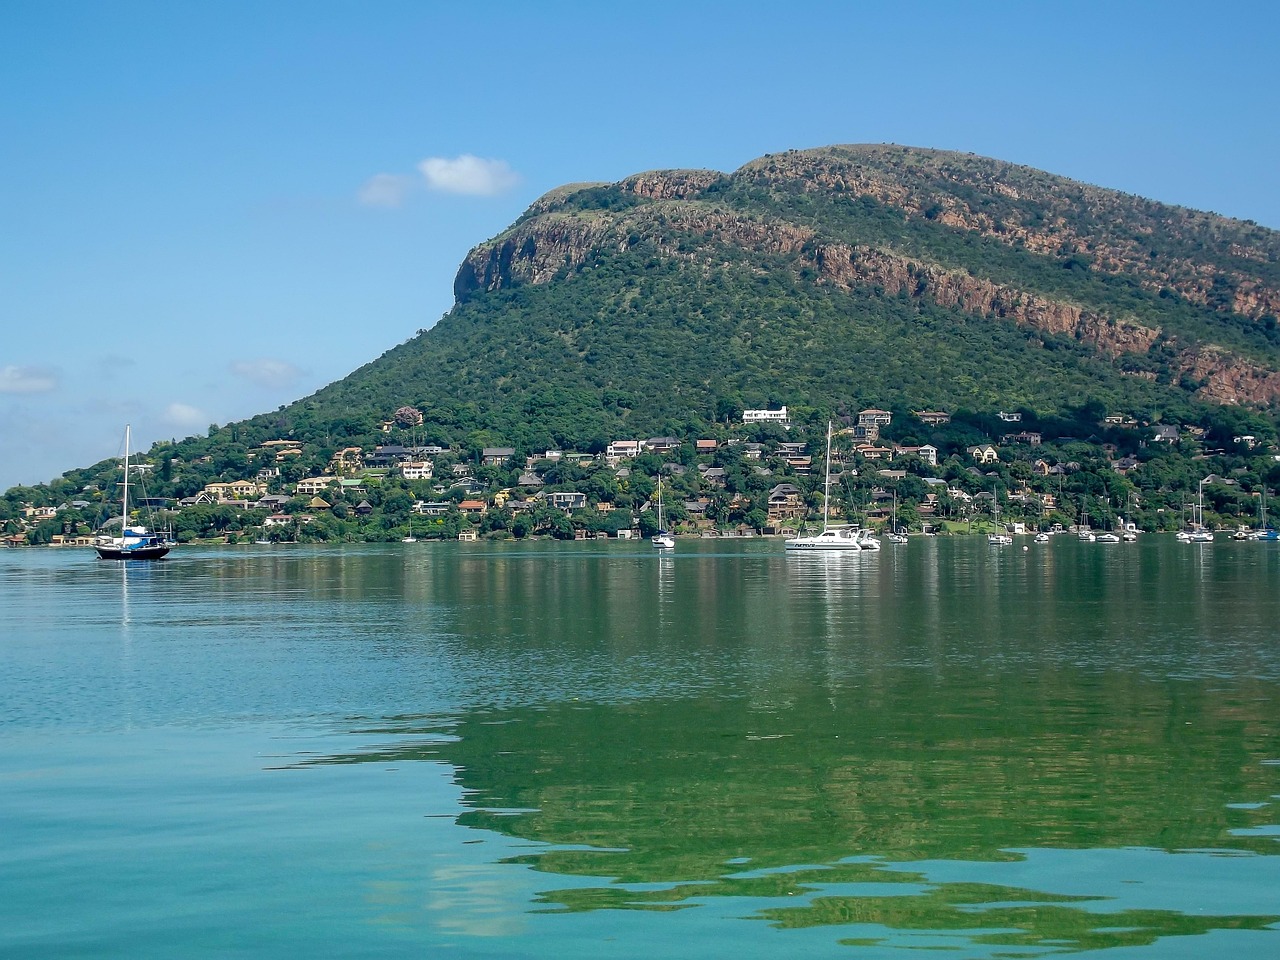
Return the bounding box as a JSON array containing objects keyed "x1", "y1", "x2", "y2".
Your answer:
[
  {"x1": 301, "y1": 676, "x2": 1280, "y2": 950},
  {"x1": 265, "y1": 540, "x2": 1280, "y2": 953}
]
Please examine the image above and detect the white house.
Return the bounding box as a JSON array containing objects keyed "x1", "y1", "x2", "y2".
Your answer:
[{"x1": 742, "y1": 406, "x2": 789, "y2": 425}]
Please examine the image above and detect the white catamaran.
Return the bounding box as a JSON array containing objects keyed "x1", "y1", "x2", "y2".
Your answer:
[{"x1": 786, "y1": 422, "x2": 879, "y2": 552}]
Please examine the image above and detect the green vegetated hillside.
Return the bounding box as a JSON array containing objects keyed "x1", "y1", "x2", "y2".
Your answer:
[
  {"x1": 8, "y1": 145, "x2": 1280, "y2": 543},
  {"x1": 288, "y1": 143, "x2": 1280, "y2": 450}
]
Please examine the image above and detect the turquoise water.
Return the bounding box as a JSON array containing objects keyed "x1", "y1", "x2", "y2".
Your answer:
[{"x1": 2, "y1": 538, "x2": 1279, "y2": 957}]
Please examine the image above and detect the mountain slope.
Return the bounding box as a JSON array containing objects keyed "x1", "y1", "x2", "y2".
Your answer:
[{"x1": 275, "y1": 144, "x2": 1279, "y2": 453}]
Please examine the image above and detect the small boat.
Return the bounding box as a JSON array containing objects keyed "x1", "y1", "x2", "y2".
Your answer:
[
  {"x1": 652, "y1": 475, "x2": 675, "y2": 549},
  {"x1": 1077, "y1": 530, "x2": 1096, "y2": 542},
  {"x1": 1096, "y1": 533, "x2": 1121, "y2": 544},
  {"x1": 93, "y1": 425, "x2": 175, "y2": 561},
  {"x1": 987, "y1": 533, "x2": 1013, "y2": 545},
  {"x1": 787, "y1": 422, "x2": 870, "y2": 553},
  {"x1": 1034, "y1": 532, "x2": 1050, "y2": 543}
]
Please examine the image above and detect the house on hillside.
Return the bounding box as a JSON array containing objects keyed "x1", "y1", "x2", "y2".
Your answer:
[
  {"x1": 296, "y1": 477, "x2": 339, "y2": 495},
  {"x1": 400, "y1": 461, "x2": 433, "y2": 480},
  {"x1": 743, "y1": 406, "x2": 790, "y2": 426},
  {"x1": 968, "y1": 443, "x2": 1000, "y2": 464},
  {"x1": 767, "y1": 483, "x2": 805, "y2": 521},
  {"x1": 858, "y1": 408, "x2": 892, "y2": 429},
  {"x1": 914, "y1": 410, "x2": 951, "y2": 425},
  {"x1": 606, "y1": 440, "x2": 643, "y2": 463},
  {"x1": 481, "y1": 447, "x2": 515, "y2": 466},
  {"x1": 545, "y1": 491, "x2": 588, "y2": 511},
  {"x1": 894, "y1": 444, "x2": 938, "y2": 466},
  {"x1": 644, "y1": 437, "x2": 681, "y2": 454}
]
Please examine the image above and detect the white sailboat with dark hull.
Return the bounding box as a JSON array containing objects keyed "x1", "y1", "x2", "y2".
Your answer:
[
  {"x1": 93, "y1": 425, "x2": 175, "y2": 561},
  {"x1": 786, "y1": 422, "x2": 878, "y2": 552}
]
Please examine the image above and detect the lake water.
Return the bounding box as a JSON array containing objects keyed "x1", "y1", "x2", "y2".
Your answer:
[{"x1": 3, "y1": 537, "x2": 1279, "y2": 958}]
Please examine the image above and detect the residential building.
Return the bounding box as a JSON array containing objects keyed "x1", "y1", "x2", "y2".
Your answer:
[
  {"x1": 296, "y1": 477, "x2": 339, "y2": 496},
  {"x1": 644, "y1": 437, "x2": 681, "y2": 454},
  {"x1": 203, "y1": 480, "x2": 266, "y2": 501},
  {"x1": 767, "y1": 483, "x2": 805, "y2": 521},
  {"x1": 894, "y1": 444, "x2": 938, "y2": 466},
  {"x1": 914, "y1": 410, "x2": 952, "y2": 425},
  {"x1": 606, "y1": 440, "x2": 643, "y2": 462},
  {"x1": 481, "y1": 447, "x2": 515, "y2": 466},
  {"x1": 742, "y1": 406, "x2": 789, "y2": 425},
  {"x1": 1002, "y1": 431, "x2": 1042, "y2": 446},
  {"x1": 400, "y1": 461, "x2": 434, "y2": 480},
  {"x1": 968, "y1": 443, "x2": 1000, "y2": 464},
  {"x1": 546, "y1": 491, "x2": 588, "y2": 511}
]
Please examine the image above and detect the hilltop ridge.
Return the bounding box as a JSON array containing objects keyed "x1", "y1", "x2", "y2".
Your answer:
[{"x1": 6, "y1": 144, "x2": 1280, "y2": 545}]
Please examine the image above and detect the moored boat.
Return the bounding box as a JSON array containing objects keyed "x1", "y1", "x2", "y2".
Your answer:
[
  {"x1": 93, "y1": 425, "x2": 175, "y2": 561},
  {"x1": 652, "y1": 475, "x2": 675, "y2": 549},
  {"x1": 787, "y1": 422, "x2": 869, "y2": 553}
]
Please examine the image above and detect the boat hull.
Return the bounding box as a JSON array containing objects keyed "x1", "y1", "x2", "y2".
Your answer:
[{"x1": 95, "y1": 543, "x2": 172, "y2": 560}]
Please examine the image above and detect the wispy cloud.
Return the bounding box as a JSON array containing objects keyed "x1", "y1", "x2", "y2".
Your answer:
[
  {"x1": 418, "y1": 155, "x2": 520, "y2": 196},
  {"x1": 230, "y1": 358, "x2": 302, "y2": 389},
  {"x1": 162, "y1": 403, "x2": 207, "y2": 429},
  {"x1": 358, "y1": 173, "x2": 415, "y2": 208},
  {"x1": 0, "y1": 364, "x2": 58, "y2": 393}
]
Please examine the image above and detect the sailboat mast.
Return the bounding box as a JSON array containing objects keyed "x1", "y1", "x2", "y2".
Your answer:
[
  {"x1": 121, "y1": 424, "x2": 131, "y2": 534},
  {"x1": 822, "y1": 421, "x2": 832, "y2": 531}
]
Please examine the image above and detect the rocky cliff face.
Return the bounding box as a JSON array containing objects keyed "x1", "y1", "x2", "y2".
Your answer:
[
  {"x1": 455, "y1": 148, "x2": 1280, "y2": 407},
  {"x1": 740, "y1": 146, "x2": 1280, "y2": 322}
]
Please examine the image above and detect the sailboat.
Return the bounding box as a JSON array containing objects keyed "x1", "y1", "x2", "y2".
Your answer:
[
  {"x1": 93, "y1": 425, "x2": 175, "y2": 560},
  {"x1": 785, "y1": 422, "x2": 868, "y2": 552},
  {"x1": 651, "y1": 475, "x2": 675, "y2": 549},
  {"x1": 1254, "y1": 487, "x2": 1278, "y2": 541},
  {"x1": 1184, "y1": 482, "x2": 1214, "y2": 542},
  {"x1": 402, "y1": 509, "x2": 418, "y2": 543},
  {"x1": 987, "y1": 486, "x2": 1012, "y2": 544}
]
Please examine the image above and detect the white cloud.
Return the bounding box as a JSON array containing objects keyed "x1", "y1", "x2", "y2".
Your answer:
[
  {"x1": 0, "y1": 364, "x2": 57, "y2": 393},
  {"x1": 162, "y1": 403, "x2": 207, "y2": 429},
  {"x1": 358, "y1": 172, "x2": 415, "y2": 208},
  {"x1": 418, "y1": 155, "x2": 520, "y2": 196},
  {"x1": 230, "y1": 358, "x2": 302, "y2": 389}
]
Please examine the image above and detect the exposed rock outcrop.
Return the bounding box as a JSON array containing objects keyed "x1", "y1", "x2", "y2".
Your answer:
[{"x1": 454, "y1": 152, "x2": 1280, "y2": 408}]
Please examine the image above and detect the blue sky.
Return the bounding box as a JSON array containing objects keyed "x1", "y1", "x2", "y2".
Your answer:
[{"x1": 2, "y1": 0, "x2": 1277, "y2": 490}]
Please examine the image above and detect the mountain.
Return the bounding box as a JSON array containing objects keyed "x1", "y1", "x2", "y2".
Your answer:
[
  {"x1": 267, "y1": 143, "x2": 1279, "y2": 455},
  {"x1": 11, "y1": 144, "x2": 1280, "y2": 504}
]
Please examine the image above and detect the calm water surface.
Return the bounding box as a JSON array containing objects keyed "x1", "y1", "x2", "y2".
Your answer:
[{"x1": 2, "y1": 537, "x2": 1279, "y2": 957}]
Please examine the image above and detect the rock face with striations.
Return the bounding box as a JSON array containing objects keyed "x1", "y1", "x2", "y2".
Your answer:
[{"x1": 453, "y1": 144, "x2": 1280, "y2": 407}]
